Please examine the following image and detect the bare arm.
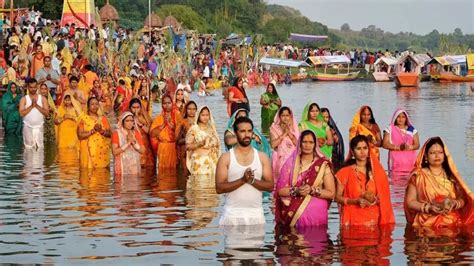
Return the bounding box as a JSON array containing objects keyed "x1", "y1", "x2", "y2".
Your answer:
[
  {"x1": 319, "y1": 166, "x2": 335, "y2": 200},
  {"x1": 215, "y1": 153, "x2": 246, "y2": 194},
  {"x1": 382, "y1": 131, "x2": 393, "y2": 150},
  {"x1": 19, "y1": 97, "x2": 34, "y2": 117},
  {"x1": 251, "y1": 152, "x2": 274, "y2": 192},
  {"x1": 325, "y1": 126, "x2": 334, "y2": 146},
  {"x1": 374, "y1": 129, "x2": 383, "y2": 147},
  {"x1": 411, "y1": 132, "x2": 420, "y2": 150},
  {"x1": 224, "y1": 131, "x2": 237, "y2": 147}
]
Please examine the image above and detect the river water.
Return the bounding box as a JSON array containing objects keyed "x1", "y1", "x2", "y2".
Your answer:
[{"x1": 0, "y1": 81, "x2": 473, "y2": 265}]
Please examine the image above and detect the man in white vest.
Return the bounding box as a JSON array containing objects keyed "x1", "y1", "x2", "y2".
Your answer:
[
  {"x1": 19, "y1": 78, "x2": 50, "y2": 149},
  {"x1": 215, "y1": 116, "x2": 273, "y2": 225}
]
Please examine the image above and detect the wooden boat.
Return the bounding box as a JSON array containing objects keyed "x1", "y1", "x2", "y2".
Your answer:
[
  {"x1": 306, "y1": 56, "x2": 359, "y2": 81},
  {"x1": 438, "y1": 72, "x2": 474, "y2": 82},
  {"x1": 373, "y1": 57, "x2": 397, "y2": 81},
  {"x1": 310, "y1": 71, "x2": 359, "y2": 81},
  {"x1": 394, "y1": 72, "x2": 419, "y2": 87},
  {"x1": 394, "y1": 53, "x2": 430, "y2": 87}
]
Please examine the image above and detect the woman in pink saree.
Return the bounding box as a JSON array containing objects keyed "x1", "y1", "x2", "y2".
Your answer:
[
  {"x1": 270, "y1": 106, "x2": 299, "y2": 181},
  {"x1": 275, "y1": 130, "x2": 336, "y2": 227},
  {"x1": 382, "y1": 108, "x2": 420, "y2": 173}
]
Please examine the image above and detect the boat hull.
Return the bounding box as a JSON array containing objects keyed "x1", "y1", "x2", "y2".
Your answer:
[
  {"x1": 310, "y1": 71, "x2": 359, "y2": 81},
  {"x1": 438, "y1": 72, "x2": 474, "y2": 82},
  {"x1": 373, "y1": 72, "x2": 391, "y2": 82},
  {"x1": 395, "y1": 72, "x2": 419, "y2": 87}
]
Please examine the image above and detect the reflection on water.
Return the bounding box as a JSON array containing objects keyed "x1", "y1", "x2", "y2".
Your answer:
[{"x1": 0, "y1": 81, "x2": 473, "y2": 263}]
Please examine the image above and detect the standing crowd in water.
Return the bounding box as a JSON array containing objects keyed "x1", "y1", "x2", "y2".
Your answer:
[{"x1": 1, "y1": 11, "x2": 473, "y2": 237}]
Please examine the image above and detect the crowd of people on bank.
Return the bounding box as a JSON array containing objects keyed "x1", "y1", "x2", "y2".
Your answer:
[{"x1": 1, "y1": 10, "x2": 473, "y2": 236}]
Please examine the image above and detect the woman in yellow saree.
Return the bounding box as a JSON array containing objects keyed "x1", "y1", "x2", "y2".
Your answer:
[
  {"x1": 404, "y1": 137, "x2": 474, "y2": 229},
  {"x1": 77, "y1": 97, "x2": 112, "y2": 169},
  {"x1": 185, "y1": 106, "x2": 220, "y2": 176},
  {"x1": 55, "y1": 91, "x2": 82, "y2": 149},
  {"x1": 349, "y1": 106, "x2": 382, "y2": 160}
]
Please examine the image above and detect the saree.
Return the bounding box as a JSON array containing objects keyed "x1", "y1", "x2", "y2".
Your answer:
[
  {"x1": 30, "y1": 52, "x2": 44, "y2": 78},
  {"x1": 1, "y1": 82, "x2": 23, "y2": 136},
  {"x1": 349, "y1": 106, "x2": 381, "y2": 160},
  {"x1": 384, "y1": 108, "x2": 417, "y2": 173},
  {"x1": 43, "y1": 92, "x2": 57, "y2": 144},
  {"x1": 132, "y1": 105, "x2": 154, "y2": 169},
  {"x1": 112, "y1": 112, "x2": 143, "y2": 176},
  {"x1": 275, "y1": 131, "x2": 331, "y2": 227},
  {"x1": 404, "y1": 137, "x2": 474, "y2": 228},
  {"x1": 176, "y1": 109, "x2": 195, "y2": 174},
  {"x1": 151, "y1": 105, "x2": 181, "y2": 171},
  {"x1": 299, "y1": 103, "x2": 332, "y2": 159},
  {"x1": 326, "y1": 114, "x2": 345, "y2": 172},
  {"x1": 78, "y1": 114, "x2": 111, "y2": 169},
  {"x1": 225, "y1": 108, "x2": 272, "y2": 158},
  {"x1": 260, "y1": 92, "x2": 280, "y2": 136},
  {"x1": 226, "y1": 86, "x2": 249, "y2": 116},
  {"x1": 336, "y1": 149, "x2": 395, "y2": 227},
  {"x1": 56, "y1": 92, "x2": 82, "y2": 149},
  {"x1": 185, "y1": 106, "x2": 221, "y2": 176},
  {"x1": 270, "y1": 109, "x2": 299, "y2": 181}
]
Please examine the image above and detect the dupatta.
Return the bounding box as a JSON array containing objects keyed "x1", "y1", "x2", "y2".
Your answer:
[
  {"x1": 275, "y1": 130, "x2": 331, "y2": 226},
  {"x1": 185, "y1": 106, "x2": 221, "y2": 173},
  {"x1": 270, "y1": 107, "x2": 299, "y2": 179},
  {"x1": 385, "y1": 108, "x2": 417, "y2": 172},
  {"x1": 404, "y1": 137, "x2": 474, "y2": 226},
  {"x1": 349, "y1": 106, "x2": 381, "y2": 160},
  {"x1": 114, "y1": 112, "x2": 141, "y2": 176}
]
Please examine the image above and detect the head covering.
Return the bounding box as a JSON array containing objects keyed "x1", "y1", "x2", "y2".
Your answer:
[
  {"x1": 299, "y1": 102, "x2": 324, "y2": 127},
  {"x1": 404, "y1": 137, "x2": 474, "y2": 225},
  {"x1": 270, "y1": 107, "x2": 299, "y2": 142},
  {"x1": 60, "y1": 90, "x2": 82, "y2": 116},
  {"x1": 195, "y1": 105, "x2": 218, "y2": 133},
  {"x1": 389, "y1": 108, "x2": 414, "y2": 130},
  {"x1": 118, "y1": 111, "x2": 135, "y2": 130}
]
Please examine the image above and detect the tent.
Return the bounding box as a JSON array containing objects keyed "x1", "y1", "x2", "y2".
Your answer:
[
  {"x1": 305, "y1": 56, "x2": 351, "y2": 66},
  {"x1": 289, "y1": 33, "x2": 328, "y2": 43},
  {"x1": 61, "y1": 0, "x2": 96, "y2": 28},
  {"x1": 259, "y1": 57, "x2": 309, "y2": 68}
]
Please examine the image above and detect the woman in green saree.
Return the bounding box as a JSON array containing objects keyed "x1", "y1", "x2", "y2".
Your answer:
[
  {"x1": 298, "y1": 102, "x2": 333, "y2": 159},
  {"x1": 260, "y1": 83, "x2": 281, "y2": 136},
  {"x1": 1, "y1": 82, "x2": 23, "y2": 136}
]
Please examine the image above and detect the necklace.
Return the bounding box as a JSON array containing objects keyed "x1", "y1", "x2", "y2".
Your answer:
[{"x1": 428, "y1": 168, "x2": 450, "y2": 189}]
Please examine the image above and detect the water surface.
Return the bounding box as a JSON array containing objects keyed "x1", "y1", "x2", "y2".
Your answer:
[{"x1": 0, "y1": 81, "x2": 473, "y2": 264}]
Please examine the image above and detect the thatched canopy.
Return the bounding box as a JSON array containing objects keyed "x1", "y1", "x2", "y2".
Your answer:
[
  {"x1": 144, "y1": 12, "x2": 162, "y2": 28},
  {"x1": 99, "y1": 0, "x2": 119, "y2": 22},
  {"x1": 163, "y1": 15, "x2": 179, "y2": 29}
]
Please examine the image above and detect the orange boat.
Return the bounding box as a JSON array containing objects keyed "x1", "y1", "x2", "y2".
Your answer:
[
  {"x1": 438, "y1": 72, "x2": 474, "y2": 82},
  {"x1": 394, "y1": 72, "x2": 420, "y2": 87},
  {"x1": 394, "y1": 53, "x2": 431, "y2": 87}
]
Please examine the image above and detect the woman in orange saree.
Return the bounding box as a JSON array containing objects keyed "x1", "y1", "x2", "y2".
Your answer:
[
  {"x1": 335, "y1": 135, "x2": 395, "y2": 227},
  {"x1": 349, "y1": 106, "x2": 382, "y2": 160},
  {"x1": 404, "y1": 137, "x2": 474, "y2": 228},
  {"x1": 129, "y1": 98, "x2": 155, "y2": 169},
  {"x1": 151, "y1": 95, "x2": 181, "y2": 172},
  {"x1": 77, "y1": 97, "x2": 112, "y2": 169}
]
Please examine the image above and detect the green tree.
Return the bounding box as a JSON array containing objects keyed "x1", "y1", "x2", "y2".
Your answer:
[{"x1": 156, "y1": 5, "x2": 209, "y2": 32}]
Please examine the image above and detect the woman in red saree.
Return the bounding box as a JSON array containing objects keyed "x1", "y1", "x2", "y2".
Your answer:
[
  {"x1": 150, "y1": 95, "x2": 181, "y2": 172},
  {"x1": 275, "y1": 130, "x2": 336, "y2": 227},
  {"x1": 349, "y1": 106, "x2": 382, "y2": 160},
  {"x1": 226, "y1": 77, "x2": 249, "y2": 116},
  {"x1": 404, "y1": 137, "x2": 474, "y2": 228},
  {"x1": 335, "y1": 135, "x2": 395, "y2": 227}
]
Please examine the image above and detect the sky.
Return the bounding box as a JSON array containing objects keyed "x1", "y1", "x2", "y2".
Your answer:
[{"x1": 266, "y1": 0, "x2": 474, "y2": 35}]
